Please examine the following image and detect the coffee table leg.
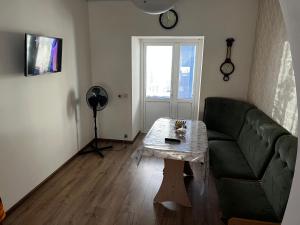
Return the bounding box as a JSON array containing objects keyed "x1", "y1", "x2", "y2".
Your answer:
[{"x1": 154, "y1": 159, "x2": 192, "y2": 207}]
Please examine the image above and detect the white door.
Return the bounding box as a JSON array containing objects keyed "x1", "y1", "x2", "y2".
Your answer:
[{"x1": 142, "y1": 38, "x2": 204, "y2": 132}]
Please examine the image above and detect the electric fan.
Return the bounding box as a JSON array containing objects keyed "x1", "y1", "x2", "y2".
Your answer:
[{"x1": 81, "y1": 86, "x2": 112, "y2": 157}]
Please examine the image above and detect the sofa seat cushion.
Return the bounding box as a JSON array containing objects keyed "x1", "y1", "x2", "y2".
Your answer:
[
  {"x1": 217, "y1": 178, "x2": 280, "y2": 222},
  {"x1": 207, "y1": 129, "x2": 234, "y2": 141},
  {"x1": 209, "y1": 140, "x2": 256, "y2": 179}
]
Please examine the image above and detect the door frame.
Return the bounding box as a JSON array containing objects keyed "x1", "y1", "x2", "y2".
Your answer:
[{"x1": 139, "y1": 37, "x2": 205, "y2": 133}]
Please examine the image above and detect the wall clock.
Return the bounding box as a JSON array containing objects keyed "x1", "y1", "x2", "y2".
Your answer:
[{"x1": 159, "y1": 9, "x2": 178, "y2": 29}]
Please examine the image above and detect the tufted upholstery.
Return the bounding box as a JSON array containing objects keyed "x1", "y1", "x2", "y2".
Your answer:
[
  {"x1": 204, "y1": 97, "x2": 298, "y2": 223},
  {"x1": 262, "y1": 135, "x2": 298, "y2": 220},
  {"x1": 203, "y1": 97, "x2": 255, "y2": 140},
  {"x1": 216, "y1": 135, "x2": 297, "y2": 222},
  {"x1": 237, "y1": 109, "x2": 289, "y2": 178}
]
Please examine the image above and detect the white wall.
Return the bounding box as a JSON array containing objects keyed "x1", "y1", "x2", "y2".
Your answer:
[
  {"x1": 279, "y1": 1, "x2": 300, "y2": 224},
  {"x1": 131, "y1": 37, "x2": 141, "y2": 139},
  {"x1": 248, "y1": 0, "x2": 298, "y2": 136},
  {"x1": 0, "y1": 0, "x2": 93, "y2": 209},
  {"x1": 88, "y1": 0, "x2": 258, "y2": 141}
]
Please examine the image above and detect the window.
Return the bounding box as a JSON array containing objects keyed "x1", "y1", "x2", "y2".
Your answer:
[
  {"x1": 145, "y1": 45, "x2": 173, "y2": 99},
  {"x1": 177, "y1": 45, "x2": 196, "y2": 100}
]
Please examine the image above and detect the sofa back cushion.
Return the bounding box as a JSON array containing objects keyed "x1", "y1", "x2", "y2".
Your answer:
[
  {"x1": 237, "y1": 109, "x2": 288, "y2": 178},
  {"x1": 262, "y1": 135, "x2": 297, "y2": 220},
  {"x1": 203, "y1": 97, "x2": 254, "y2": 139}
]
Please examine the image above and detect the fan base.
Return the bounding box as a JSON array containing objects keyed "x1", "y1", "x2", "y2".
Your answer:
[{"x1": 80, "y1": 145, "x2": 112, "y2": 158}]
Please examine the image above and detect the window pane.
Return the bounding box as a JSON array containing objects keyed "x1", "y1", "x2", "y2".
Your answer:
[
  {"x1": 178, "y1": 45, "x2": 196, "y2": 100},
  {"x1": 146, "y1": 46, "x2": 173, "y2": 98}
]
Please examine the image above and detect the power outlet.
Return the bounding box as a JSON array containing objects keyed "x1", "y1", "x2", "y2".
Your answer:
[{"x1": 124, "y1": 134, "x2": 128, "y2": 139}]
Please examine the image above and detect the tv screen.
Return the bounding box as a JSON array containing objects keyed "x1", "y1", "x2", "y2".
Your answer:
[{"x1": 25, "y1": 34, "x2": 63, "y2": 76}]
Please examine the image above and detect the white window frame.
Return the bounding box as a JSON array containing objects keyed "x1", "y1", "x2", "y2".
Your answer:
[{"x1": 138, "y1": 36, "x2": 205, "y2": 132}]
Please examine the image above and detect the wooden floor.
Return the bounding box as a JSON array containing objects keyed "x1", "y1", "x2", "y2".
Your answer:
[{"x1": 3, "y1": 135, "x2": 224, "y2": 225}]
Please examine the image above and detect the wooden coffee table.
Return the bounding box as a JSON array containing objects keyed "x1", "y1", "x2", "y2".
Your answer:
[{"x1": 134, "y1": 118, "x2": 208, "y2": 207}]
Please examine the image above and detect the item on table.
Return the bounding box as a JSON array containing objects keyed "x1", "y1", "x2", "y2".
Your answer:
[
  {"x1": 175, "y1": 120, "x2": 187, "y2": 129},
  {"x1": 165, "y1": 138, "x2": 181, "y2": 144},
  {"x1": 175, "y1": 127, "x2": 186, "y2": 136}
]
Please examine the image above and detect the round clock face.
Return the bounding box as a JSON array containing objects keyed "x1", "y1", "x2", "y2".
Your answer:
[
  {"x1": 159, "y1": 10, "x2": 178, "y2": 29},
  {"x1": 221, "y1": 62, "x2": 234, "y2": 75}
]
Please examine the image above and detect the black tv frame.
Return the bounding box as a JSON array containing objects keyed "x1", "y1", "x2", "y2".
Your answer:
[{"x1": 24, "y1": 33, "x2": 63, "y2": 76}]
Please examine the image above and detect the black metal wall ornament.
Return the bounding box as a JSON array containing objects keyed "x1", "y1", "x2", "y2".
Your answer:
[{"x1": 220, "y1": 38, "x2": 235, "y2": 81}]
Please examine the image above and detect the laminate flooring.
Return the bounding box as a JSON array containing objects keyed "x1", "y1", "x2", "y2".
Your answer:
[{"x1": 3, "y1": 135, "x2": 224, "y2": 225}]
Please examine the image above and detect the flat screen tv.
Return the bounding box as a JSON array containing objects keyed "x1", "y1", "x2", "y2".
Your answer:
[{"x1": 25, "y1": 33, "x2": 63, "y2": 76}]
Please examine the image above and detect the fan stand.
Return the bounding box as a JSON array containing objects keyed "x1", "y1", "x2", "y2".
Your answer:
[{"x1": 80, "y1": 106, "x2": 112, "y2": 157}]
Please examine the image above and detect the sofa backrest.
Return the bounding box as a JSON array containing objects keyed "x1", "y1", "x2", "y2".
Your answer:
[
  {"x1": 203, "y1": 97, "x2": 254, "y2": 139},
  {"x1": 237, "y1": 109, "x2": 289, "y2": 178},
  {"x1": 262, "y1": 135, "x2": 297, "y2": 221}
]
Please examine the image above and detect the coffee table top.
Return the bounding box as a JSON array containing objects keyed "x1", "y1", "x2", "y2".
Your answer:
[{"x1": 136, "y1": 118, "x2": 208, "y2": 162}]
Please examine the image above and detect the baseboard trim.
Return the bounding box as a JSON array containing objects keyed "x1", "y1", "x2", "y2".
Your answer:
[
  {"x1": 132, "y1": 131, "x2": 141, "y2": 143},
  {"x1": 6, "y1": 139, "x2": 94, "y2": 216},
  {"x1": 99, "y1": 131, "x2": 141, "y2": 144}
]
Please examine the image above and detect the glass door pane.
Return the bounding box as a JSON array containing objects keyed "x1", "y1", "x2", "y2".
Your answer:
[
  {"x1": 177, "y1": 45, "x2": 197, "y2": 100},
  {"x1": 145, "y1": 45, "x2": 173, "y2": 99}
]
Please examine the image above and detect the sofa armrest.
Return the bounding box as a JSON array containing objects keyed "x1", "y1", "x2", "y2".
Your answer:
[{"x1": 229, "y1": 218, "x2": 280, "y2": 225}]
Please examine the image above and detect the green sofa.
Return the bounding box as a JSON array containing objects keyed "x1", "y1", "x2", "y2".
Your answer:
[
  {"x1": 203, "y1": 97, "x2": 255, "y2": 141},
  {"x1": 204, "y1": 97, "x2": 298, "y2": 223}
]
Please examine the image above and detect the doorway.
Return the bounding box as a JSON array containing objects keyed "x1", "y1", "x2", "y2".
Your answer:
[{"x1": 140, "y1": 37, "x2": 204, "y2": 132}]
